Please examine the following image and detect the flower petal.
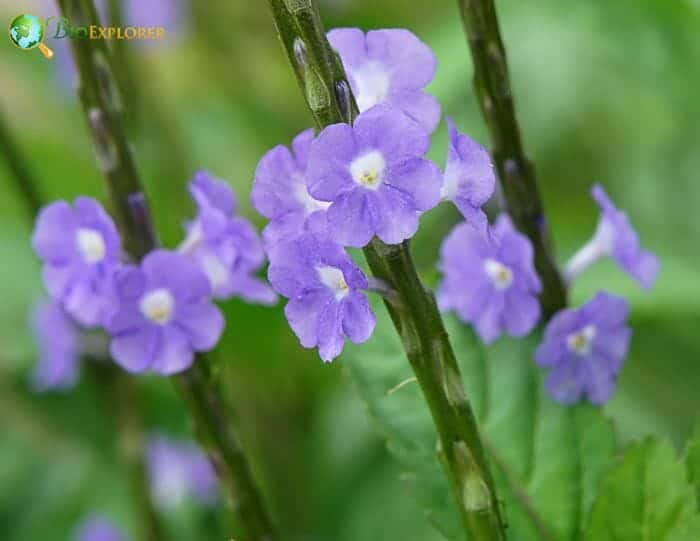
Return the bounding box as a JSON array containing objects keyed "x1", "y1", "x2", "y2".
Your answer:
[
  {"x1": 32, "y1": 201, "x2": 77, "y2": 263},
  {"x1": 285, "y1": 288, "x2": 334, "y2": 349},
  {"x1": 151, "y1": 327, "x2": 194, "y2": 375},
  {"x1": 110, "y1": 327, "x2": 159, "y2": 373},
  {"x1": 316, "y1": 300, "x2": 345, "y2": 362},
  {"x1": 372, "y1": 186, "x2": 419, "y2": 245},
  {"x1": 365, "y1": 29, "x2": 436, "y2": 89},
  {"x1": 502, "y1": 290, "x2": 540, "y2": 337},
  {"x1": 175, "y1": 301, "x2": 224, "y2": 351},
  {"x1": 386, "y1": 158, "x2": 442, "y2": 212},
  {"x1": 326, "y1": 190, "x2": 375, "y2": 248},
  {"x1": 545, "y1": 361, "x2": 584, "y2": 405},
  {"x1": 387, "y1": 90, "x2": 441, "y2": 134},
  {"x1": 342, "y1": 292, "x2": 375, "y2": 344}
]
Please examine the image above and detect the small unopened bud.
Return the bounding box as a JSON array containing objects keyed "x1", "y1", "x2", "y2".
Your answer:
[
  {"x1": 127, "y1": 192, "x2": 158, "y2": 251},
  {"x1": 453, "y1": 441, "x2": 492, "y2": 512},
  {"x1": 293, "y1": 38, "x2": 307, "y2": 67},
  {"x1": 87, "y1": 108, "x2": 118, "y2": 172},
  {"x1": 93, "y1": 50, "x2": 122, "y2": 113},
  {"x1": 335, "y1": 80, "x2": 352, "y2": 123},
  {"x1": 304, "y1": 67, "x2": 330, "y2": 113},
  {"x1": 504, "y1": 158, "x2": 519, "y2": 178}
]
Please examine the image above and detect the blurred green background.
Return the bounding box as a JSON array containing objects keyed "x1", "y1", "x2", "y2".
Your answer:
[{"x1": 1, "y1": 0, "x2": 699, "y2": 539}]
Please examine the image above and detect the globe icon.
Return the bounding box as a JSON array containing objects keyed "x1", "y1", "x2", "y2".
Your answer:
[{"x1": 8, "y1": 14, "x2": 54, "y2": 58}]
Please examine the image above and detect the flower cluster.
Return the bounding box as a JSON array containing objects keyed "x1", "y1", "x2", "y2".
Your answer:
[
  {"x1": 534, "y1": 184, "x2": 657, "y2": 404},
  {"x1": 31, "y1": 172, "x2": 272, "y2": 376},
  {"x1": 438, "y1": 180, "x2": 657, "y2": 404},
  {"x1": 253, "y1": 28, "x2": 497, "y2": 361},
  {"x1": 252, "y1": 26, "x2": 658, "y2": 406}
]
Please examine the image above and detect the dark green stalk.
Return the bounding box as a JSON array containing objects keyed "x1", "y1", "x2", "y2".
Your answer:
[
  {"x1": 455, "y1": 0, "x2": 567, "y2": 317},
  {"x1": 267, "y1": 2, "x2": 506, "y2": 539},
  {"x1": 56, "y1": 1, "x2": 276, "y2": 539},
  {"x1": 0, "y1": 109, "x2": 166, "y2": 541}
]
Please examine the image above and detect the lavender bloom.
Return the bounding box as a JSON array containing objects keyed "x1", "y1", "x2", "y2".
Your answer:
[
  {"x1": 267, "y1": 230, "x2": 376, "y2": 361},
  {"x1": 437, "y1": 214, "x2": 542, "y2": 343},
  {"x1": 73, "y1": 516, "x2": 127, "y2": 541},
  {"x1": 32, "y1": 198, "x2": 122, "y2": 328},
  {"x1": 105, "y1": 250, "x2": 224, "y2": 375},
  {"x1": 30, "y1": 299, "x2": 81, "y2": 391},
  {"x1": 306, "y1": 105, "x2": 442, "y2": 247},
  {"x1": 179, "y1": 171, "x2": 276, "y2": 305},
  {"x1": 147, "y1": 435, "x2": 219, "y2": 508},
  {"x1": 328, "y1": 28, "x2": 441, "y2": 133},
  {"x1": 565, "y1": 184, "x2": 659, "y2": 289},
  {"x1": 440, "y1": 118, "x2": 496, "y2": 234},
  {"x1": 251, "y1": 129, "x2": 330, "y2": 246},
  {"x1": 535, "y1": 291, "x2": 631, "y2": 405}
]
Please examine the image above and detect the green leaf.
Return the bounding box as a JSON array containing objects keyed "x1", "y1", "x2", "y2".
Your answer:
[
  {"x1": 343, "y1": 306, "x2": 616, "y2": 540},
  {"x1": 586, "y1": 438, "x2": 700, "y2": 540},
  {"x1": 683, "y1": 420, "x2": 700, "y2": 507}
]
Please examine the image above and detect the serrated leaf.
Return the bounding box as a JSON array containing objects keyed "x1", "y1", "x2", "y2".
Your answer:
[
  {"x1": 586, "y1": 438, "x2": 700, "y2": 540},
  {"x1": 344, "y1": 305, "x2": 616, "y2": 540}
]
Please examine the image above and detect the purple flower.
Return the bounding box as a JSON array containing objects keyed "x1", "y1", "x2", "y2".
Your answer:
[
  {"x1": 73, "y1": 516, "x2": 127, "y2": 541},
  {"x1": 251, "y1": 129, "x2": 330, "y2": 246},
  {"x1": 328, "y1": 28, "x2": 441, "y2": 133},
  {"x1": 437, "y1": 214, "x2": 542, "y2": 343},
  {"x1": 565, "y1": 184, "x2": 659, "y2": 289},
  {"x1": 105, "y1": 250, "x2": 224, "y2": 375},
  {"x1": 267, "y1": 230, "x2": 375, "y2": 361},
  {"x1": 32, "y1": 198, "x2": 122, "y2": 328},
  {"x1": 440, "y1": 118, "x2": 496, "y2": 234},
  {"x1": 535, "y1": 291, "x2": 631, "y2": 405},
  {"x1": 306, "y1": 105, "x2": 442, "y2": 247},
  {"x1": 30, "y1": 299, "x2": 81, "y2": 391},
  {"x1": 179, "y1": 171, "x2": 276, "y2": 305},
  {"x1": 147, "y1": 434, "x2": 219, "y2": 508}
]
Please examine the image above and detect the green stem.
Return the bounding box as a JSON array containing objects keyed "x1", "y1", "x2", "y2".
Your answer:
[
  {"x1": 56, "y1": 1, "x2": 276, "y2": 539},
  {"x1": 0, "y1": 109, "x2": 166, "y2": 541},
  {"x1": 455, "y1": 0, "x2": 567, "y2": 318},
  {"x1": 267, "y1": 2, "x2": 506, "y2": 539}
]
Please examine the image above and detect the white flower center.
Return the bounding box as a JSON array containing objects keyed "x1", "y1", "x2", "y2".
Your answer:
[
  {"x1": 75, "y1": 228, "x2": 106, "y2": 264},
  {"x1": 483, "y1": 259, "x2": 513, "y2": 290},
  {"x1": 140, "y1": 288, "x2": 175, "y2": 325},
  {"x1": 292, "y1": 174, "x2": 331, "y2": 214},
  {"x1": 317, "y1": 265, "x2": 350, "y2": 300},
  {"x1": 567, "y1": 325, "x2": 597, "y2": 355},
  {"x1": 353, "y1": 62, "x2": 391, "y2": 112},
  {"x1": 350, "y1": 151, "x2": 385, "y2": 190}
]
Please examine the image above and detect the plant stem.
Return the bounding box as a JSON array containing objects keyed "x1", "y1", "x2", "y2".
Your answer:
[
  {"x1": 455, "y1": 0, "x2": 567, "y2": 318},
  {"x1": 267, "y1": 2, "x2": 506, "y2": 539},
  {"x1": 0, "y1": 109, "x2": 167, "y2": 541},
  {"x1": 56, "y1": 1, "x2": 276, "y2": 539}
]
